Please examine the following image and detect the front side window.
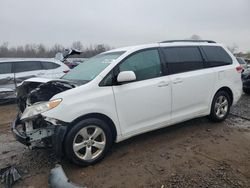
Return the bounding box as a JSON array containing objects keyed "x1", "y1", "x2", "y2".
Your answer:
[
  {"x1": 63, "y1": 51, "x2": 125, "y2": 82},
  {"x1": 119, "y1": 49, "x2": 162, "y2": 81},
  {"x1": 201, "y1": 46, "x2": 232, "y2": 67},
  {"x1": 0, "y1": 62, "x2": 12, "y2": 74},
  {"x1": 14, "y1": 61, "x2": 42, "y2": 73},
  {"x1": 162, "y1": 47, "x2": 203, "y2": 74}
]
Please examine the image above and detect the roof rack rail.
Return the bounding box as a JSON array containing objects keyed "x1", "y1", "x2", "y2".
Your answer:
[{"x1": 160, "y1": 40, "x2": 216, "y2": 43}]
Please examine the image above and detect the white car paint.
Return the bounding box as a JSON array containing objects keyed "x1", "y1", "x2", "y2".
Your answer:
[
  {"x1": 39, "y1": 42, "x2": 242, "y2": 142},
  {"x1": 0, "y1": 58, "x2": 70, "y2": 98}
]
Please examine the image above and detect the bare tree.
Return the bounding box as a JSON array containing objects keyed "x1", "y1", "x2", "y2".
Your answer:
[
  {"x1": 71, "y1": 41, "x2": 84, "y2": 51},
  {"x1": 0, "y1": 42, "x2": 111, "y2": 58}
]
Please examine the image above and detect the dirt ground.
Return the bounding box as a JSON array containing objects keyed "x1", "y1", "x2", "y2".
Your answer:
[{"x1": 0, "y1": 95, "x2": 250, "y2": 188}]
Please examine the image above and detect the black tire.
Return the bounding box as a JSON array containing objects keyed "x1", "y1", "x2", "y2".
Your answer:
[
  {"x1": 243, "y1": 88, "x2": 250, "y2": 95},
  {"x1": 209, "y1": 90, "x2": 231, "y2": 122},
  {"x1": 64, "y1": 118, "x2": 113, "y2": 166}
]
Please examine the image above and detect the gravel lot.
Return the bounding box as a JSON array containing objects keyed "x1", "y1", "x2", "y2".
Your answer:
[{"x1": 0, "y1": 95, "x2": 250, "y2": 188}]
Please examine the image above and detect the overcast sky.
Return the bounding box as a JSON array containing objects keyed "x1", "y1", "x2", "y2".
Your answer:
[{"x1": 0, "y1": 0, "x2": 249, "y2": 52}]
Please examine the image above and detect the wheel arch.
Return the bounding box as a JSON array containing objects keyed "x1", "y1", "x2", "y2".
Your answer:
[
  {"x1": 70, "y1": 113, "x2": 118, "y2": 141},
  {"x1": 214, "y1": 86, "x2": 233, "y2": 106}
]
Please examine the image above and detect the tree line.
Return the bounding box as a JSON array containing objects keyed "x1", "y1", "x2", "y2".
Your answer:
[
  {"x1": 0, "y1": 39, "x2": 250, "y2": 59},
  {"x1": 0, "y1": 41, "x2": 111, "y2": 58}
]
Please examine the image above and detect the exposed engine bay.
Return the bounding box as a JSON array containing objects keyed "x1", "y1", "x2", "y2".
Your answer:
[
  {"x1": 12, "y1": 78, "x2": 78, "y2": 152},
  {"x1": 17, "y1": 78, "x2": 76, "y2": 112}
]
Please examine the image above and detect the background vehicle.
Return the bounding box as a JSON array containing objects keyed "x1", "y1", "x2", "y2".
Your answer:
[
  {"x1": 242, "y1": 68, "x2": 250, "y2": 94},
  {"x1": 245, "y1": 58, "x2": 250, "y2": 64},
  {"x1": 12, "y1": 40, "x2": 242, "y2": 166},
  {"x1": 236, "y1": 57, "x2": 249, "y2": 71},
  {"x1": 0, "y1": 58, "x2": 70, "y2": 102},
  {"x1": 55, "y1": 49, "x2": 83, "y2": 69},
  {"x1": 63, "y1": 60, "x2": 79, "y2": 69}
]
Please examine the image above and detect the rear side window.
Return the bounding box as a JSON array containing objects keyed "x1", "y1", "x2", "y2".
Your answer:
[
  {"x1": 162, "y1": 47, "x2": 203, "y2": 74},
  {"x1": 119, "y1": 49, "x2": 162, "y2": 81},
  {"x1": 41, "y1": 61, "x2": 60, "y2": 69},
  {"x1": 201, "y1": 46, "x2": 232, "y2": 67},
  {"x1": 0, "y1": 62, "x2": 12, "y2": 74},
  {"x1": 13, "y1": 61, "x2": 42, "y2": 73}
]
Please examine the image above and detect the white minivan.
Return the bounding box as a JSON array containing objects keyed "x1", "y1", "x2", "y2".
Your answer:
[{"x1": 12, "y1": 40, "x2": 242, "y2": 166}]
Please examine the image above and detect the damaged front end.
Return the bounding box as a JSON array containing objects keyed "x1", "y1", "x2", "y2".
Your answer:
[{"x1": 12, "y1": 78, "x2": 77, "y2": 156}]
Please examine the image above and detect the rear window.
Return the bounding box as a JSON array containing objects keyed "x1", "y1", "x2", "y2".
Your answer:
[
  {"x1": 0, "y1": 62, "x2": 12, "y2": 74},
  {"x1": 162, "y1": 47, "x2": 203, "y2": 74},
  {"x1": 41, "y1": 61, "x2": 60, "y2": 69},
  {"x1": 201, "y1": 46, "x2": 232, "y2": 67},
  {"x1": 13, "y1": 61, "x2": 42, "y2": 73}
]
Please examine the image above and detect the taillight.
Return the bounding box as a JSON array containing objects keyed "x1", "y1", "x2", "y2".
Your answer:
[
  {"x1": 236, "y1": 66, "x2": 243, "y2": 73},
  {"x1": 63, "y1": 70, "x2": 69, "y2": 73}
]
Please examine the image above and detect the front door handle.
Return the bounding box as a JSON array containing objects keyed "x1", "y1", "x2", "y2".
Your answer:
[
  {"x1": 173, "y1": 78, "x2": 183, "y2": 84},
  {"x1": 158, "y1": 81, "x2": 169, "y2": 87}
]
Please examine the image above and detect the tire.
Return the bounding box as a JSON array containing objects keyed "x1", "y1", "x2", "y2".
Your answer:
[
  {"x1": 243, "y1": 88, "x2": 250, "y2": 95},
  {"x1": 209, "y1": 90, "x2": 231, "y2": 122},
  {"x1": 64, "y1": 118, "x2": 113, "y2": 166}
]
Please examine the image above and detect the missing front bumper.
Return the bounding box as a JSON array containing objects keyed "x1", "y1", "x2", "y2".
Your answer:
[
  {"x1": 11, "y1": 116, "x2": 54, "y2": 146},
  {"x1": 11, "y1": 115, "x2": 68, "y2": 157},
  {"x1": 11, "y1": 117, "x2": 31, "y2": 146}
]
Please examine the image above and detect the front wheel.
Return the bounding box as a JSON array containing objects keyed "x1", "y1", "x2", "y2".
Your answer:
[
  {"x1": 209, "y1": 91, "x2": 231, "y2": 122},
  {"x1": 64, "y1": 118, "x2": 113, "y2": 166}
]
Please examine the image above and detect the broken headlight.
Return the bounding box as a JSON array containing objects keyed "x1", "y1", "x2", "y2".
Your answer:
[{"x1": 21, "y1": 98, "x2": 62, "y2": 120}]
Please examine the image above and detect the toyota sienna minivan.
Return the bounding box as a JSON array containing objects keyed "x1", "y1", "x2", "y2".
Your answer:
[{"x1": 12, "y1": 40, "x2": 242, "y2": 166}]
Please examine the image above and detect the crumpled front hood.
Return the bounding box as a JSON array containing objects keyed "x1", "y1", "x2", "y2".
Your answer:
[
  {"x1": 20, "y1": 77, "x2": 59, "y2": 84},
  {"x1": 17, "y1": 78, "x2": 79, "y2": 112}
]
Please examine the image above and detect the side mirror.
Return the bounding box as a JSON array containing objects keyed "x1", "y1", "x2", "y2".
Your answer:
[{"x1": 117, "y1": 71, "x2": 136, "y2": 83}]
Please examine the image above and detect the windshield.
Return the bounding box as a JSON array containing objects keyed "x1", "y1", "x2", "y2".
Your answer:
[{"x1": 63, "y1": 51, "x2": 125, "y2": 82}]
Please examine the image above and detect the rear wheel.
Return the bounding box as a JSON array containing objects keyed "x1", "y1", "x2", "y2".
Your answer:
[
  {"x1": 209, "y1": 91, "x2": 231, "y2": 122},
  {"x1": 64, "y1": 118, "x2": 113, "y2": 166}
]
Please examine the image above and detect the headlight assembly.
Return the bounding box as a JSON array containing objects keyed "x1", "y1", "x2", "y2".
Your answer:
[{"x1": 21, "y1": 98, "x2": 62, "y2": 120}]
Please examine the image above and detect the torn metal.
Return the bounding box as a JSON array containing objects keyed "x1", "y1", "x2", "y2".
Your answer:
[
  {"x1": 17, "y1": 78, "x2": 76, "y2": 112},
  {"x1": 55, "y1": 49, "x2": 82, "y2": 62},
  {"x1": 12, "y1": 78, "x2": 78, "y2": 156},
  {"x1": 0, "y1": 166, "x2": 21, "y2": 188}
]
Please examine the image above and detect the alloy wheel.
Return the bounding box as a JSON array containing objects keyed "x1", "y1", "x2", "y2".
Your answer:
[
  {"x1": 215, "y1": 96, "x2": 229, "y2": 118},
  {"x1": 73, "y1": 125, "x2": 106, "y2": 161}
]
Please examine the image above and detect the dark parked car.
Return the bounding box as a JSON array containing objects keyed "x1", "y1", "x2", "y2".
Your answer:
[
  {"x1": 236, "y1": 57, "x2": 249, "y2": 71},
  {"x1": 242, "y1": 68, "x2": 250, "y2": 94}
]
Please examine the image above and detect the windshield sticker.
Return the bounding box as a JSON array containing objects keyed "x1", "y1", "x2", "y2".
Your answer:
[{"x1": 102, "y1": 59, "x2": 115, "y2": 64}]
